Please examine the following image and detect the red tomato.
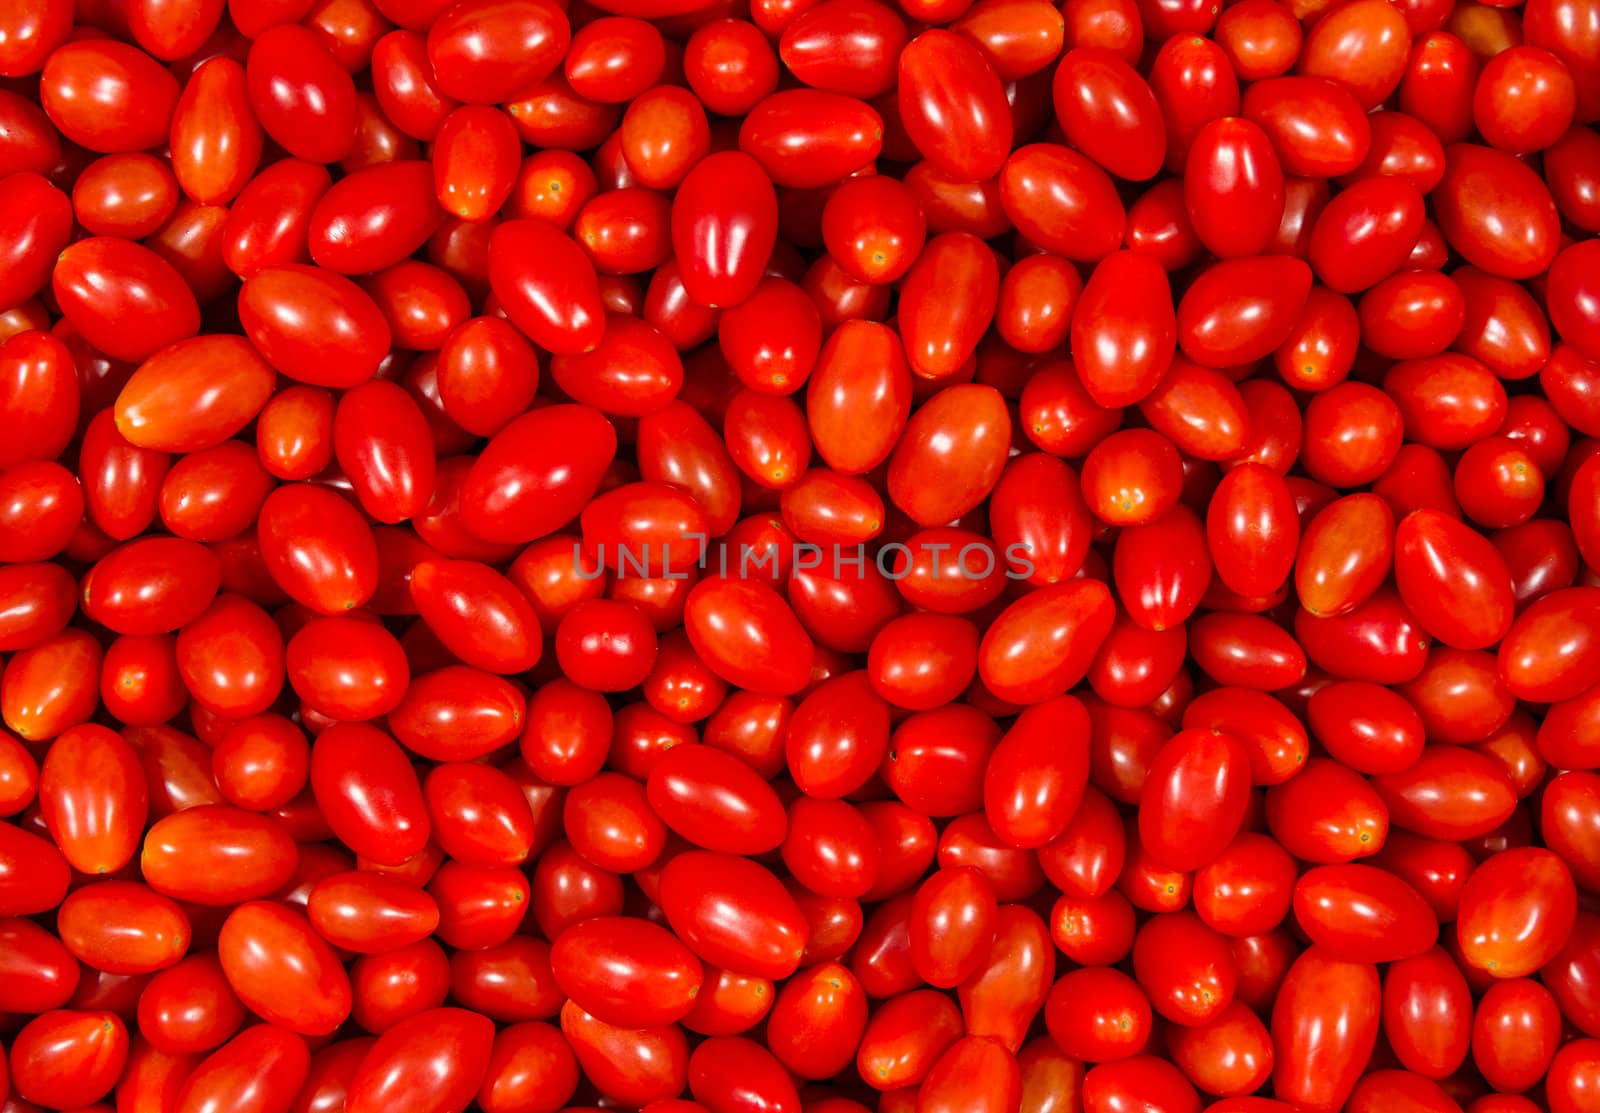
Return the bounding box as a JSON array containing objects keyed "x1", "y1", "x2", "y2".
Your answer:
[
  {"x1": 217, "y1": 900, "x2": 352, "y2": 1035},
  {"x1": 684, "y1": 576, "x2": 815, "y2": 697},
  {"x1": 38, "y1": 723, "x2": 149, "y2": 875},
  {"x1": 8, "y1": 1008, "x2": 130, "y2": 1109},
  {"x1": 345, "y1": 1007, "x2": 495, "y2": 1113},
  {"x1": 1071, "y1": 252, "x2": 1176, "y2": 408},
  {"x1": 658, "y1": 850, "x2": 808, "y2": 979},
  {"x1": 1434, "y1": 144, "x2": 1561, "y2": 280},
  {"x1": 983, "y1": 696, "x2": 1091, "y2": 848},
  {"x1": 978, "y1": 579, "x2": 1115, "y2": 705},
  {"x1": 1393, "y1": 509, "x2": 1515, "y2": 650},
  {"x1": 307, "y1": 870, "x2": 441, "y2": 953},
  {"x1": 899, "y1": 30, "x2": 1013, "y2": 182},
  {"x1": 561, "y1": 1000, "x2": 687, "y2": 1105},
  {"x1": 239, "y1": 264, "x2": 392, "y2": 387},
  {"x1": 1137, "y1": 728, "x2": 1251, "y2": 871},
  {"x1": 671, "y1": 151, "x2": 779, "y2": 310},
  {"x1": 917, "y1": 1036, "x2": 1022, "y2": 1113},
  {"x1": 1270, "y1": 948, "x2": 1381, "y2": 1113},
  {"x1": 1292, "y1": 863, "x2": 1438, "y2": 963},
  {"x1": 461, "y1": 405, "x2": 613, "y2": 542},
  {"x1": 687, "y1": 1035, "x2": 799, "y2": 1113},
  {"x1": 1052, "y1": 47, "x2": 1164, "y2": 180},
  {"x1": 173, "y1": 1024, "x2": 309, "y2": 1113},
  {"x1": 1045, "y1": 966, "x2": 1152, "y2": 1062},
  {"x1": 56, "y1": 880, "x2": 191, "y2": 974},
  {"x1": 1264, "y1": 757, "x2": 1388, "y2": 863},
  {"x1": 1183, "y1": 118, "x2": 1285, "y2": 259},
  {"x1": 1371, "y1": 746, "x2": 1517, "y2": 842},
  {"x1": 310, "y1": 722, "x2": 431, "y2": 865},
  {"x1": 141, "y1": 805, "x2": 298, "y2": 905},
  {"x1": 1455, "y1": 847, "x2": 1578, "y2": 977},
  {"x1": 1384, "y1": 946, "x2": 1472, "y2": 1079}
]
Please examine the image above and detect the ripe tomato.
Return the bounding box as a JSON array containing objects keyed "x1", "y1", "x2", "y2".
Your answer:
[
  {"x1": 217, "y1": 900, "x2": 353, "y2": 1035},
  {"x1": 1270, "y1": 948, "x2": 1381, "y2": 1113}
]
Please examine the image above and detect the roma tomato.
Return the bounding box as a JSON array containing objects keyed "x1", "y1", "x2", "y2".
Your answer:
[
  {"x1": 1071, "y1": 252, "x2": 1175, "y2": 408},
  {"x1": 1052, "y1": 47, "x2": 1165, "y2": 181},
  {"x1": 672, "y1": 151, "x2": 779, "y2": 309},
  {"x1": 217, "y1": 900, "x2": 353, "y2": 1036},
  {"x1": 1138, "y1": 728, "x2": 1251, "y2": 871},
  {"x1": 899, "y1": 30, "x2": 1013, "y2": 182},
  {"x1": 1270, "y1": 948, "x2": 1381, "y2": 1113},
  {"x1": 345, "y1": 1007, "x2": 496, "y2": 1113},
  {"x1": 1455, "y1": 847, "x2": 1578, "y2": 977},
  {"x1": 657, "y1": 850, "x2": 808, "y2": 979},
  {"x1": 39, "y1": 723, "x2": 149, "y2": 875},
  {"x1": 984, "y1": 696, "x2": 1091, "y2": 849},
  {"x1": 1292, "y1": 864, "x2": 1437, "y2": 963}
]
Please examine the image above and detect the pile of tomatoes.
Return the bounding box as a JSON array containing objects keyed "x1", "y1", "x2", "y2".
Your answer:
[{"x1": 2, "y1": 0, "x2": 1600, "y2": 1109}]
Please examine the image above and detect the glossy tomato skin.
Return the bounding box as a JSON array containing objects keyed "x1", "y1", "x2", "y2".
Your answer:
[
  {"x1": 1270, "y1": 947, "x2": 1381, "y2": 1113},
  {"x1": 551, "y1": 915, "x2": 702, "y2": 1027},
  {"x1": 287, "y1": 616, "x2": 411, "y2": 721},
  {"x1": 1455, "y1": 847, "x2": 1578, "y2": 978},
  {"x1": 647, "y1": 743, "x2": 786, "y2": 855},
  {"x1": 1184, "y1": 117, "x2": 1285, "y2": 259},
  {"x1": 1071, "y1": 252, "x2": 1175, "y2": 408},
  {"x1": 41, "y1": 41, "x2": 181, "y2": 154},
  {"x1": 1292, "y1": 863, "x2": 1438, "y2": 963},
  {"x1": 0, "y1": 173, "x2": 73, "y2": 315},
  {"x1": 1264, "y1": 758, "x2": 1388, "y2": 863},
  {"x1": 1206, "y1": 464, "x2": 1299, "y2": 599},
  {"x1": 246, "y1": 24, "x2": 358, "y2": 163},
  {"x1": 307, "y1": 870, "x2": 440, "y2": 954},
  {"x1": 1308, "y1": 178, "x2": 1422, "y2": 294},
  {"x1": 899, "y1": 30, "x2": 1013, "y2": 182},
  {"x1": 1393, "y1": 509, "x2": 1515, "y2": 650},
  {"x1": 560, "y1": 999, "x2": 688, "y2": 1107},
  {"x1": 485, "y1": 221, "x2": 603, "y2": 359},
  {"x1": 1178, "y1": 257, "x2": 1311, "y2": 369},
  {"x1": 141, "y1": 805, "x2": 298, "y2": 905},
  {"x1": 1434, "y1": 144, "x2": 1561, "y2": 280},
  {"x1": 462, "y1": 405, "x2": 618, "y2": 544},
  {"x1": 239, "y1": 264, "x2": 391, "y2": 388},
  {"x1": 53, "y1": 237, "x2": 202, "y2": 363},
  {"x1": 1297, "y1": 0, "x2": 1411, "y2": 109},
  {"x1": 171, "y1": 1023, "x2": 310, "y2": 1113},
  {"x1": 687, "y1": 1034, "x2": 800, "y2": 1113},
  {"x1": 1137, "y1": 728, "x2": 1251, "y2": 871},
  {"x1": 1045, "y1": 966, "x2": 1152, "y2": 1062},
  {"x1": 1384, "y1": 946, "x2": 1472, "y2": 1079},
  {"x1": 8, "y1": 1008, "x2": 130, "y2": 1109},
  {"x1": 658, "y1": 850, "x2": 808, "y2": 979},
  {"x1": 779, "y1": 0, "x2": 907, "y2": 98},
  {"x1": 410, "y1": 558, "x2": 542, "y2": 674},
  {"x1": 1052, "y1": 47, "x2": 1165, "y2": 181},
  {"x1": 217, "y1": 900, "x2": 352, "y2": 1036},
  {"x1": 39, "y1": 723, "x2": 149, "y2": 875},
  {"x1": 984, "y1": 696, "x2": 1091, "y2": 849},
  {"x1": 857, "y1": 988, "x2": 962, "y2": 1090},
  {"x1": 1371, "y1": 746, "x2": 1518, "y2": 842},
  {"x1": 917, "y1": 1035, "x2": 1022, "y2": 1113},
  {"x1": 310, "y1": 722, "x2": 431, "y2": 865},
  {"x1": 55, "y1": 880, "x2": 191, "y2": 975},
  {"x1": 85, "y1": 535, "x2": 222, "y2": 636},
  {"x1": 684, "y1": 576, "x2": 815, "y2": 697},
  {"x1": 671, "y1": 151, "x2": 779, "y2": 309},
  {"x1": 978, "y1": 579, "x2": 1115, "y2": 706},
  {"x1": 341, "y1": 1007, "x2": 495, "y2": 1113},
  {"x1": 1471, "y1": 977, "x2": 1563, "y2": 1093},
  {"x1": 897, "y1": 236, "x2": 1002, "y2": 383}
]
